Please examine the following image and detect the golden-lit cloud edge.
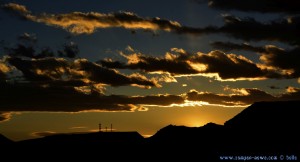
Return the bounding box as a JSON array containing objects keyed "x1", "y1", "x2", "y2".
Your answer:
[
  {"x1": 1, "y1": 86, "x2": 300, "y2": 122},
  {"x1": 100, "y1": 47, "x2": 298, "y2": 81}
]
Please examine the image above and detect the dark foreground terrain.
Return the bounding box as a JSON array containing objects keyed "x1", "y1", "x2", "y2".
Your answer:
[{"x1": 1, "y1": 100, "x2": 299, "y2": 160}]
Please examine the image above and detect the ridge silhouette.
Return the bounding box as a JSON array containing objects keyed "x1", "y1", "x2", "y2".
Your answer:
[
  {"x1": 0, "y1": 133, "x2": 14, "y2": 145},
  {"x1": 1, "y1": 100, "x2": 299, "y2": 160}
]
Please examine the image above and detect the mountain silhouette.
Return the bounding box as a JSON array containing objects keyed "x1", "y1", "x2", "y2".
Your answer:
[
  {"x1": 1, "y1": 100, "x2": 299, "y2": 160},
  {"x1": 224, "y1": 100, "x2": 299, "y2": 129},
  {"x1": 0, "y1": 134, "x2": 14, "y2": 145},
  {"x1": 148, "y1": 100, "x2": 299, "y2": 159}
]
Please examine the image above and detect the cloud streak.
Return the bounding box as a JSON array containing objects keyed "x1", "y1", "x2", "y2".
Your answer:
[
  {"x1": 2, "y1": 3, "x2": 182, "y2": 35},
  {"x1": 31, "y1": 131, "x2": 58, "y2": 137},
  {"x1": 211, "y1": 41, "x2": 265, "y2": 53},
  {"x1": 2, "y1": 3, "x2": 30, "y2": 15},
  {"x1": 3, "y1": 3, "x2": 299, "y2": 46}
]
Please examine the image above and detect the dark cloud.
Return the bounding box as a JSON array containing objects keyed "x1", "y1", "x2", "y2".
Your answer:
[
  {"x1": 211, "y1": 41, "x2": 265, "y2": 53},
  {"x1": 1, "y1": 35, "x2": 159, "y2": 90},
  {"x1": 186, "y1": 87, "x2": 300, "y2": 106},
  {"x1": 3, "y1": 56, "x2": 158, "y2": 88},
  {"x1": 0, "y1": 82, "x2": 184, "y2": 113},
  {"x1": 0, "y1": 79, "x2": 299, "y2": 118},
  {"x1": 211, "y1": 42, "x2": 300, "y2": 78},
  {"x1": 259, "y1": 46, "x2": 300, "y2": 78},
  {"x1": 208, "y1": 0, "x2": 300, "y2": 14},
  {"x1": 18, "y1": 33, "x2": 37, "y2": 43},
  {"x1": 269, "y1": 85, "x2": 280, "y2": 90},
  {"x1": 106, "y1": 94, "x2": 185, "y2": 106},
  {"x1": 58, "y1": 42, "x2": 79, "y2": 58},
  {"x1": 74, "y1": 59, "x2": 158, "y2": 88},
  {"x1": 7, "y1": 57, "x2": 70, "y2": 82},
  {"x1": 3, "y1": 42, "x2": 76, "y2": 59},
  {"x1": 5, "y1": 44, "x2": 36, "y2": 58},
  {"x1": 190, "y1": 50, "x2": 266, "y2": 80},
  {"x1": 217, "y1": 15, "x2": 300, "y2": 45},
  {"x1": 0, "y1": 70, "x2": 5, "y2": 79},
  {"x1": 281, "y1": 87, "x2": 300, "y2": 100},
  {"x1": 101, "y1": 49, "x2": 282, "y2": 80},
  {"x1": 100, "y1": 51, "x2": 199, "y2": 76}
]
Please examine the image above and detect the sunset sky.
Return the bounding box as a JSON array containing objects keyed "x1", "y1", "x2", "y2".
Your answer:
[{"x1": 1, "y1": 0, "x2": 300, "y2": 141}]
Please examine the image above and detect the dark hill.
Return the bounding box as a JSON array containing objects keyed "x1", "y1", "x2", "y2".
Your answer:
[
  {"x1": 148, "y1": 100, "x2": 299, "y2": 159},
  {"x1": 149, "y1": 122, "x2": 224, "y2": 143},
  {"x1": 224, "y1": 100, "x2": 299, "y2": 130},
  {"x1": 0, "y1": 134, "x2": 14, "y2": 145}
]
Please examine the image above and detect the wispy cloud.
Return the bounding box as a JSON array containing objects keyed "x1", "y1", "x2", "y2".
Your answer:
[
  {"x1": 211, "y1": 41, "x2": 265, "y2": 53},
  {"x1": 69, "y1": 126, "x2": 87, "y2": 130},
  {"x1": 2, "y1": 3, "x2": 30, "y2": 15},
  {"x1": 2, "y1": 3, "x2": 182, "y2": 35},
  {"x1": 31, "y1": 131, "x2": 57, "y2": 137},
  {"x1": 17, "y1": 33, "x2": 37, "y2": 43}
]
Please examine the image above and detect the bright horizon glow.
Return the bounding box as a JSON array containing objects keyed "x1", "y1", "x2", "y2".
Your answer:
[{"x1": 0, "y1": 105, "x2": 245, "y2": 141}]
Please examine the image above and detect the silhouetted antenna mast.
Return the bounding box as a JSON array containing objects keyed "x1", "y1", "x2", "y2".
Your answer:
[
  {"x1": 99, "y1": 123, "x2": 102, "y2": 132},
  {"x1": 105, "y1": 126, "x2": 107, "y2": 132}
]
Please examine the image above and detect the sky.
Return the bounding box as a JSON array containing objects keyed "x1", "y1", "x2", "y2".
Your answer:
[{"x1": 0, "y1": 0, "x2": 300, "y2": 141}]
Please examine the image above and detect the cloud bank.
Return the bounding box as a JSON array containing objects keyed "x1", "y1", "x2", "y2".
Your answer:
[
  {"x1": 0, "y1": 82, "x2": 185, "y2": 115},
  {"x1": 1, "y1": 82, "x2": 299, "y2": 122},
  {"x1": 187, "y1": 86, "x2": 300, "y2": 106},
  {"x1": 100, "y1": 48, "x2": 294, "y2": 81}
]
